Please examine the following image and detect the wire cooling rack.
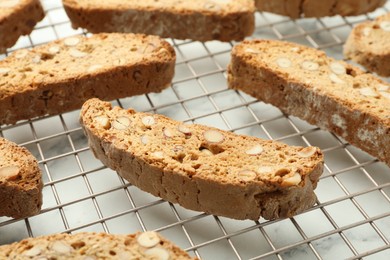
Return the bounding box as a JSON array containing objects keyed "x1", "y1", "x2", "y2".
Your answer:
[{"x1": 1, "y1": 1, "x2": 390, "y2": 259}]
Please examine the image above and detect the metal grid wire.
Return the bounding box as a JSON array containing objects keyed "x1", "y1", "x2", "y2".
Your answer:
[{"x1": 1, "y1": 1, "x2": 390, "y2": 259}]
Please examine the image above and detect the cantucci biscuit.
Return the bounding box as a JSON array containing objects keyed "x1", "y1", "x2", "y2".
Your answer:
[
  {"x1": 0, "y1": 231, "x2": 195, "y2": 259},
  {"x1": 0, "y1": 0, "x2": 45, "y2": 53},
  {"x1": 80, "y1": 98, "x2": 324, "y2": 221},
  {"x1": 62, "y1": 0, "x2": 255, "y2": 42},
  {"x1": 0, "y1": 137, "x2": 42, "y2": 219},
  {"x1": 0, "y1": 33, "x2": 175, "y2": 125},
  {"x1": 255, "y1": 0, "x2": 386, "y2": 18},
  {"x1": 344, "y1": 13, "x2": 390, "y2": 77},
  {"x1": 228, "y1": 39, "x2": 390, "y2": 166}
]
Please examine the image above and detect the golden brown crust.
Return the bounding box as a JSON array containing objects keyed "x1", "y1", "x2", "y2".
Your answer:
[
  {"x1": 344, "y1": 13, "x2": 390, "y2": 77},
  {"x1": 0, "y1": 33, "x2": 176, "y2": 125},
  {"x1": 62, "y1": 0, "x2": 255, "y2": 42},
  {"x1": 227, "y1": 39, "x2": 390, "y2": 166},
  {"x1": 255, "y1": 0, "x2": 386, "y2": 18},
  {"x1": 0, "y1": 232, "x2": 195, "y2": 259},
  {"x1": 80, "y1": 98, "x2": 324, "y2": 220},
  {"x1": 0, "y1": 137, "x2": 42, "y2": 218},
  {"x1": 0, "y1": 0, "x2": 45, "y2": 53}
]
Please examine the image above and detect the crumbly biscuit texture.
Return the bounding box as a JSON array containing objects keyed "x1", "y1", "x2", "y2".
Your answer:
[
  {"x1": 228, "y1": 39, "x2": 390, "y2": 166},
  {"x1": 255, "y1": 0, "x2": 386, "y2": 18},
  {"x1": 344, "y1": 13, "x2": 390, "y2": 77},
  {"x1": 0, "y1": 137, "x2": 42, "y2": 218},
  {"x1": 62, "y1": 0, "x2": 255, "y2": 42},
  {"x1": 0, "y1": 0, "x2": 45, "y2": 53},
  {"x1": 0, "y1": 33, "x2": 176, "y2": 125},
  {"x1": 0, "y1": 231, "x2": 195, "y2": 259},
  {"x1": 80, "y1": 98, "x2": 324, "y2": 220}
]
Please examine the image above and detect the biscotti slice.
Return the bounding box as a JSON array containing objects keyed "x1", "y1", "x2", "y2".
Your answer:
[
  {"x1": 0, "y1": 33, "x2": 175, "y2": 125},
  {"x1": 228, "y1": 39, "x2": 390, "y2": 166},
  {"x1": 80, "y1": 98, "x2": 324, "y2": 220},
  {"x1": 344, "y1": 13, "x2": 390, "y2": 77},
  {"x1": 62, "y1": 0, "x2": 255, "y2": 42},
  {"x1": 255, "y1": 0, "x2": 386, "y2": 18},
  {"x1": 0, "y1": 231, "x2": 195, "y2": 259},
  {"x1": 0, "y1": 137, "x2": 42, "y2": 219},
  {"x1": 0, "y1": 0, "x2": 45, "y2": 53}
]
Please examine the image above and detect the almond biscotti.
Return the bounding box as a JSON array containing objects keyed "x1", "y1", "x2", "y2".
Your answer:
[
  {"x1": 62, "y1": 0, "x2": 255, "y2": 42},
  {"x1": 0, "y1": 0, "x2": 45, "y2": 53},
  {"x1": 80, "y1": 98, "x2": 324, "y2": 220},
  {"x1": 344, "y1": 13, "x2": 390, "y2": 77},
  {"x1": 0, "y1": 33, "x2": 175, "y2": 125},
  {"x1": 0, "y1": 137, "x2": 42, "y2": 219},
  {"x1": 228, "y1": 39, "x2": 390, "y2": 166},
  {"x1": 0, "y1": 231, "x2": 195, "y2": 259},
  {"x1": 255, "y1": 0, "x2": 386, "y2": 18}
]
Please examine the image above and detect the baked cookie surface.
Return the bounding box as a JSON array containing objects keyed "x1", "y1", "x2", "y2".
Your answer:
[
  {"x1": 0, "y1": 0, "x2": 45, "y2": 53},
  {"x1": 228, "y1": 39, "x2": 390, "y2": 166},
  {"x1": 0, "y1": 33, "x2": 176, "y2": 125},
  {"x1": 0, "y1": 137, "x2": 42, "y2": 219},
  {"x1": 344, "y1": 13, "x2": 390, "y2": 77},
  {"x1": 0, "y1": 231, "x2": 195, "y2": 259},
  {"x1": 255, "y1": 0, "x2": 386, "y2": 18},
  {"x1": 80, "y1": 98, "x2": 324, "y2": 221},
  {"x1": 62, "y1": 0, "x2": 255, "y2": 42}
]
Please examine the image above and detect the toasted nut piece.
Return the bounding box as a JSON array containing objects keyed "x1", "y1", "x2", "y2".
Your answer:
[
  {"x1": 51, "y1": 241, "x2": 72, "y2": 254},
  {"x1": 301, "y1": 61, "x2": 319, "y2": 71},
  {"x1": 297, "y1": 147, "x2": 317, "y2": 158},
  {"x1": 69, "y1": 49, "x2": 88, "y2": 58},
  {"x1": 177, "y1": 124, "x2": 191, "y2": 135},
  {"x1": 282, "y1": 172, "x2": 301, "y2": 186},
  {"x1": 380, "y1": 21, "x2": 390, "y2": 32},
  {"x1": 32, "y1": 55, "x2": 41, "y2": 64},
  {"x1": 276, "y1": 57, "x2": 292, "y2": 68},
  {"x1": 157, "y1": 47, "x2": 169, "y2": 55},
  {"x1": 245, "y1": 144, "x2": 263, "y2": 156},
  {"x1": 258, "y1": 166, "x2": 273, "y2": 174},
  {"x1": 362, "y1": 27, "x2": 372, "y2": 36},
  {"x1": 329, "y1": 73, "x2": 345, "y2": 84},
  {"x1": 203, "y1": 130, "x2": 224, "y2": 143},
  {"x1": 359, "y1": 87, "x2": 379, "y2": 97},
  {"x1": 0, "y1": 165, "x2": 20, "y2": 180},
  {"x1": 237, "y1": 170, "x2": 257, "y2": 181},
  {"x1": 141, "y1": 135, "x2": 148, "y2": 145},
  {"x1": 0, "y1": 67, "x2": 10, "y2": 74},
  {"x1": 151, "y1": 151, "x2": 164, "y2": 159},
  {"x1": 173, "y1": 145, "x2": 184, "y2": 152},
  {"x1": 23, "y1": 246, "x2": 42, "y2": 257},
  {"x1": 380, "y1": 92, "x2": 390, "y2": 99},
  {"x1": 87, "y1": 64, "x2": 103, "y2": 72},
  {"x1": 49, "y1": 46, "x2": 60, "y2": 54},
  {"x1": 112, "y1": 116, "x2": 131, "y2": 130},
  {"x1": 275, "y1": 167, "x2": 290, "y2": 177},
  {"x1": 64, "y1": 37, "x2": 80, "y2": 47},
  {"x1": 163, "y1": 128, "x2": 174, "y2": 138},
  {"x1": 94, "y1": 116, "x2": 110, "y2": 129},
  {"x1": 200, "y1": 148, "x2": 213, "y2": 156},
  {"x1": 329, "y1": 62, "x2": 346, "y2": 75},
  {"x1": 137, "y1": 231, "x2": 160, "y2": 248},
  {"x1": 14, "y1": 49, "x2": 29, "y2": 59},
  {"x1": 377, "y1": 84, "x2": 389, "y2": 92},
  {"x1": 144, "y1": 247, "x2": 170, "y2": 260},
  {"x1": 244, "y1": 48, "x2": 260, "y2": 54},
  {"x1": 142, "y1": 116, "x2": 155, "y2": 127}
]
